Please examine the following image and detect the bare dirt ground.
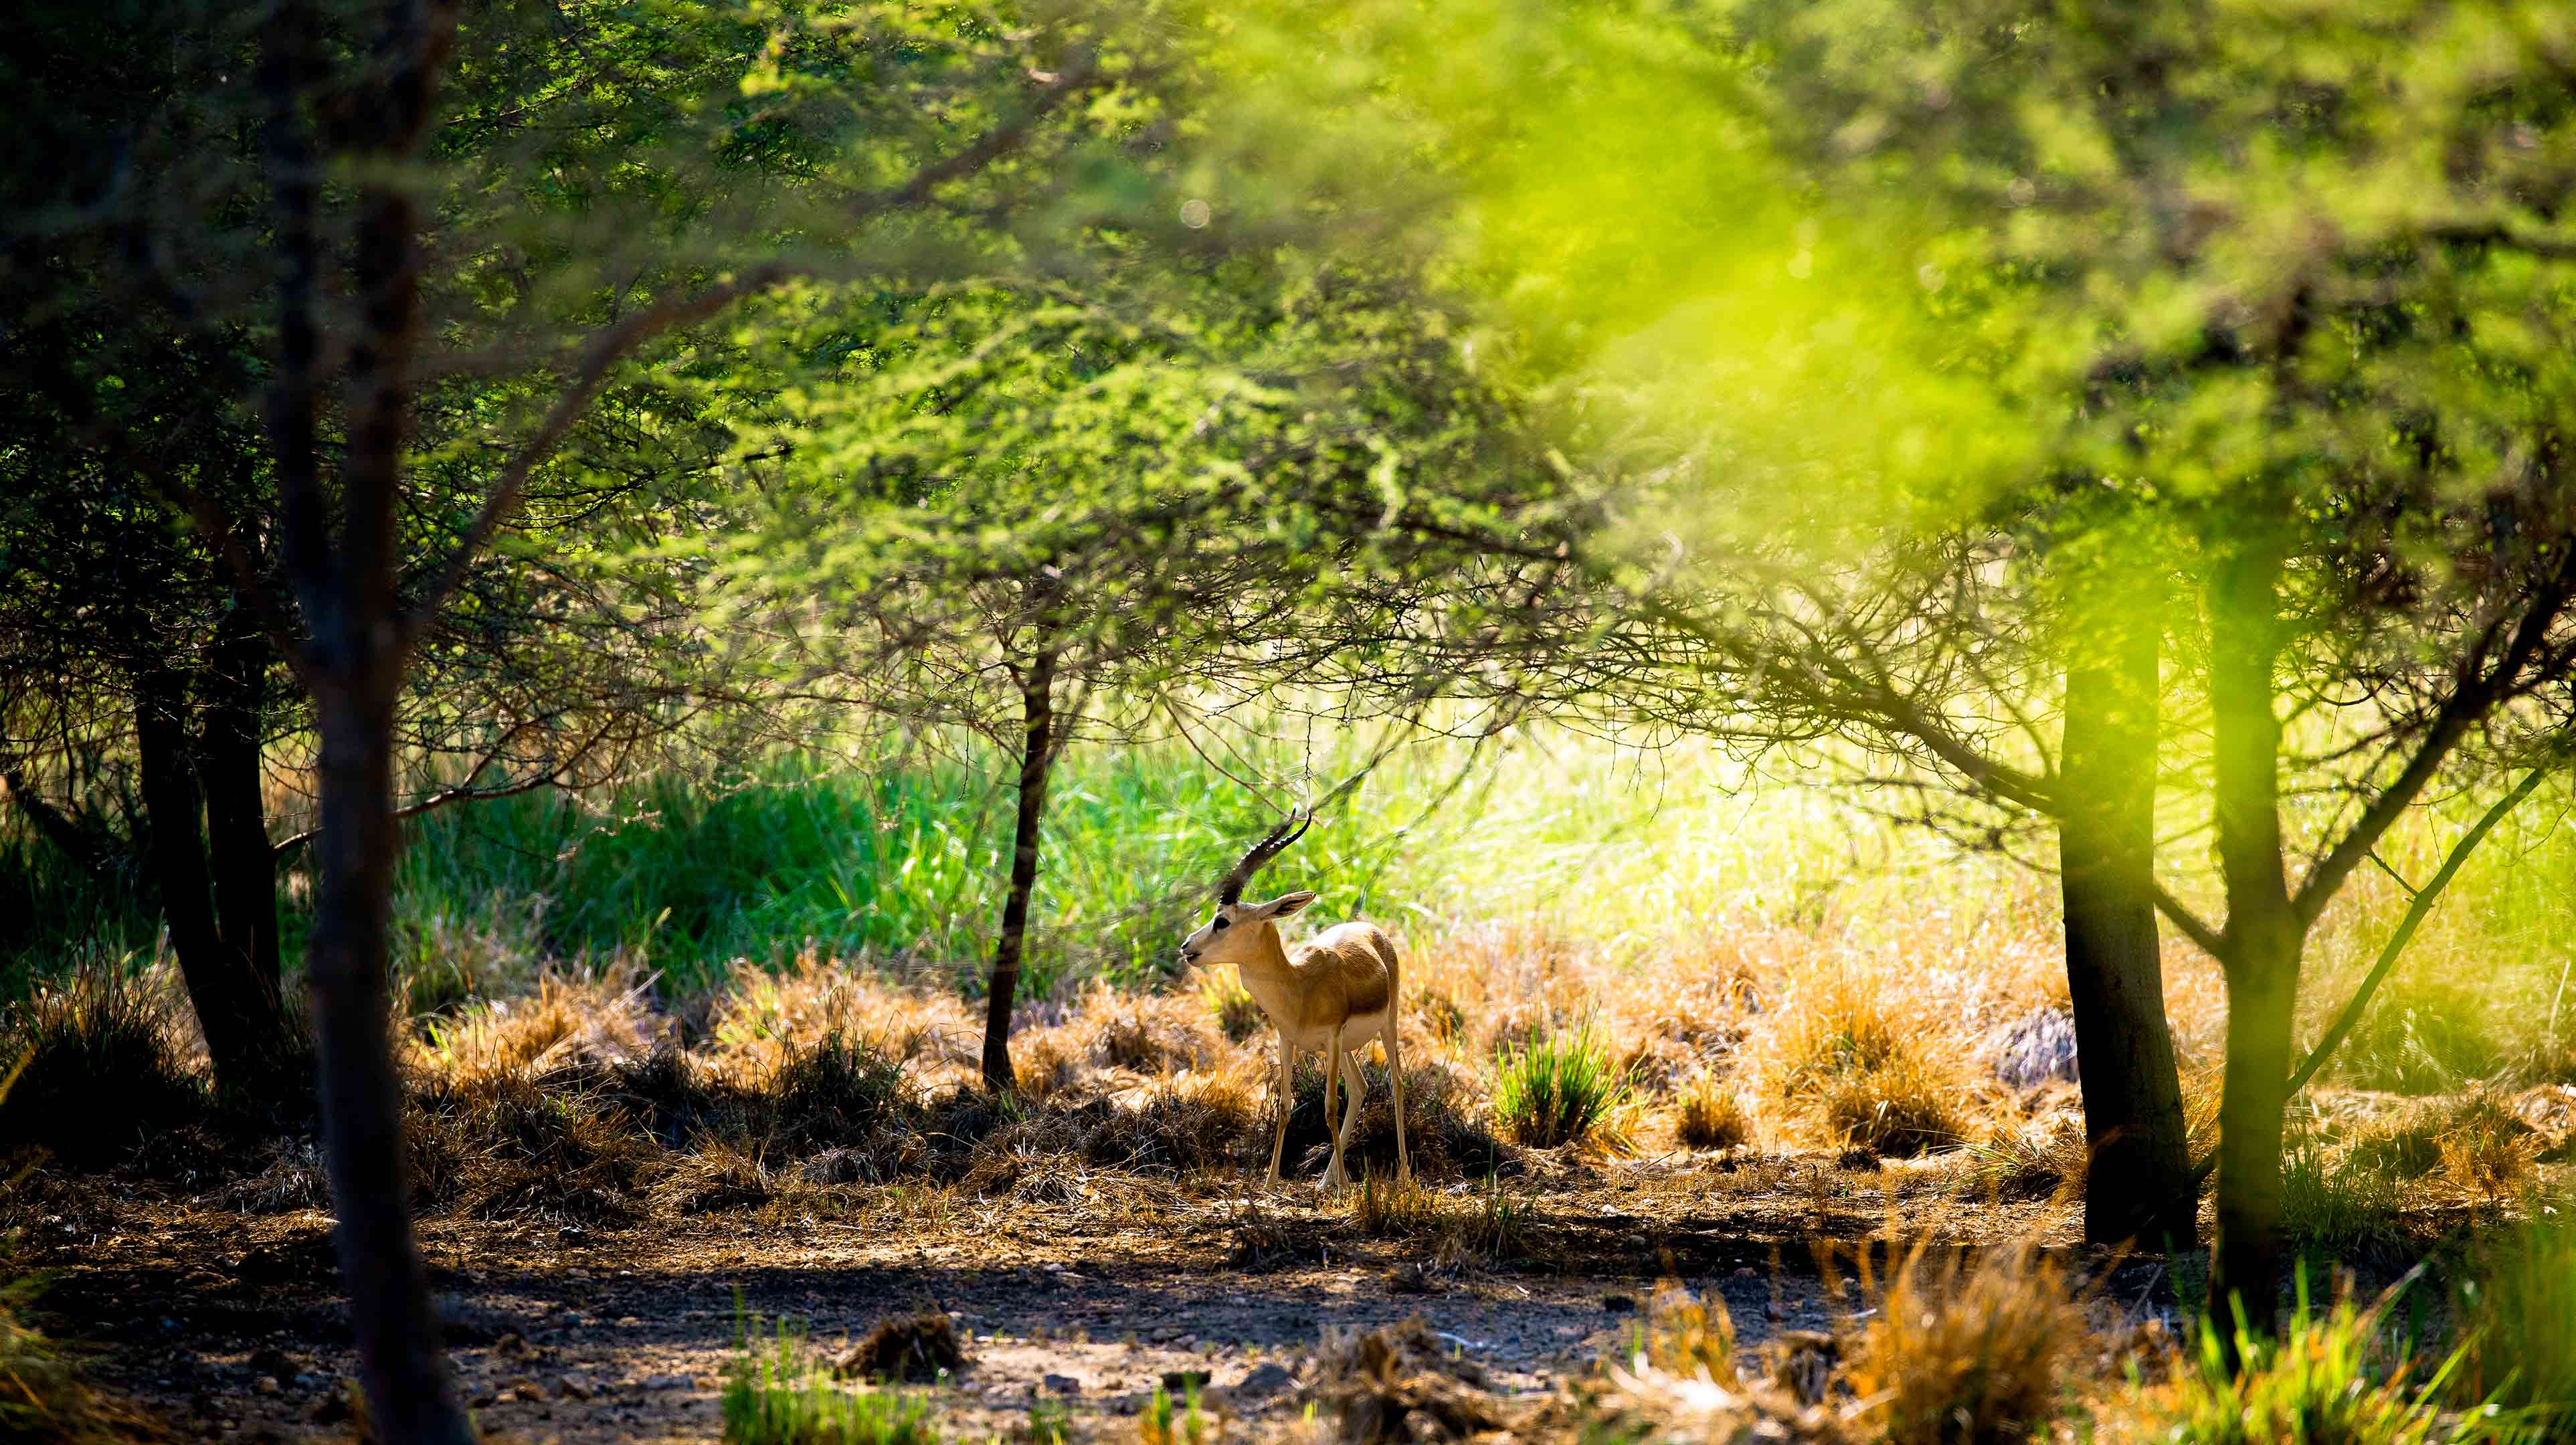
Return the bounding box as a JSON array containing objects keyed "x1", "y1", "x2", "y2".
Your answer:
[{"x1": 32, "y1": 1151, "x2": 2154, "y2": 1442}]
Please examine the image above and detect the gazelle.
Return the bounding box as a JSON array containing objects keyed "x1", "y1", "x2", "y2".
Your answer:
[{"x1": 1178, "y1": 811, "x2": 1409, "y2": 1189}]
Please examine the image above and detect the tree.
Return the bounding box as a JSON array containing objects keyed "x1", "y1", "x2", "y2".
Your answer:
[
  {"x1": 701, "y1": 260, "x2": 1567, "y2": 1089},
  {"x1": 9, "y1": 0, "x2": 1189, "y2": 1430},
  {"x1": 1218, "y1": 0, "x2": 2576, "y2": 1331}
]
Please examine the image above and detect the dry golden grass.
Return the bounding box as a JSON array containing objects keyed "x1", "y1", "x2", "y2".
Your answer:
[
  {"x1": 413, "y1": 967, "x2": 663, "y2": 1084},
  {"x1": 1675, "y1": 1070, "x2": 1753, "y2": 1151},
  {"x1": 1637, "y1": 1278, "x2": 1738, "y2": 1381},
  {"x1": 1842, "y1": 1242, "x2": 2082, "y2": 1445}
]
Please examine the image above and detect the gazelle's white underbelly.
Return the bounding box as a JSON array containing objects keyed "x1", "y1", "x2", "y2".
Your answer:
[{"x1": 1278, "y1": 1011, "x2": 1390, "y2": 1057}]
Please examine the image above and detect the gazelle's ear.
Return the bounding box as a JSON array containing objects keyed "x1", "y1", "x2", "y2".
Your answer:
[{"x1": 1260, "y1": 891, "x2": 1319, "y2": 919}]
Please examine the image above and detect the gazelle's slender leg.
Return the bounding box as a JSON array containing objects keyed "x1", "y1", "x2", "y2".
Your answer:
[
  {"x1": 1386, "y1": 1020, "x2": 1410, "y2": 1182},
  {"x1": 1322, "y1": 1030, "x2": 1346, "y2": 1189},
  {"x1": 1337, "y1": 1038, "x2": 1366, "y2": 1159},
  {"x1": 1268, "y1": 1032, "x2": 1294, "y2": 1186}
]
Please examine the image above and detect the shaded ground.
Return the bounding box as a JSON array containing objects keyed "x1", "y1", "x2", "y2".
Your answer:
[{"x1": 30, "y1": 1152, "x2": 2152, "y2": 1442}]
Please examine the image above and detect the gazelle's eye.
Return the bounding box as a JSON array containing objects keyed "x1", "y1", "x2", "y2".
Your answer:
[{"x1": 1212, "y1": 916, "x2": 1230, "y2": 930}]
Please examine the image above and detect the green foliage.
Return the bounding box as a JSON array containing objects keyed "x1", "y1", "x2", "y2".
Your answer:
[
  {"x1": 2152, "y1": 1278, "x2": 2462, "y2": 1445},
  {"x1": 2456, "y1": 1211, "x2": 2576, "y2": 1432},
  {"x1": 724, "y1": 1311, "x2": 941, "y2": 1445},
  {"x1": 1491, "y1": 1019, "x2": 1628, "y2": 1149}
]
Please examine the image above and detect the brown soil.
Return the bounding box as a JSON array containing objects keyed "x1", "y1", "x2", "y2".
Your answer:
[{"x1": 27, "y1": 1151, "x2": 2144, "y2": 1442}]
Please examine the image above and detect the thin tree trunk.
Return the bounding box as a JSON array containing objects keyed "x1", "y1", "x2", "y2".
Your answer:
[
  {"x1": 982, "y1": 629, "x2": 1061, "y2": 1093},
  {"x1": 2204, "y1": 534, "x2": 2300, "y2": 1347},
  {"x1": 198, "y1": 606, "x2": 284, "y2": 1023},
  {"x1": 2057, "y1": 617, "x2": 2196, "y2": 1248},
  {"x1": 136, "y1": 665, "x2": 275, "y2": 1088}
]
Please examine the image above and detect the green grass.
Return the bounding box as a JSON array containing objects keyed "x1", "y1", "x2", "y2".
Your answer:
[
  {"x1": 5, "y1": 722, "x2": 2573, "y2": 1039},
  {"x1": 723, "y1": 1311, "x2": 941, "y2": 1445},
  {"x1": 2456, "y1": 1210, "x2": 2576, "y2": 1432},
  {"x1": 2150, "y1": 1275, "x2": 2465, "y2": 1445},
  {"x1": 1491, "y1": 1018, "x2": 1629, "y2": 1149}
]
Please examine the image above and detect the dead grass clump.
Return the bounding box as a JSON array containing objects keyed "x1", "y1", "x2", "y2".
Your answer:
[
  {"x1": 1081, "y1": 1072, "x2": 1260, "y2": 1173},
  {"x1": 1011, "y1": 1029, "x2": 1083, "y2": 1099},
  {"x1": 209, "y1": 1140, "x2": 332, "y2": 1214},
  {"x1": 1842, "y1": 1242, "x2": 2080, "y2": 1445},
  {"x1": 1350, "y1": 1173, "x2": 1449, "y2": 1238},
  {"x1": 652, "y1": 1139, "x2": 776, "y2": 1214},
  {"x1": 1071, "y1": 984, "x2": 1221, "y2": 1074},
  {"x1": 411, "y1": 1076, "x2": 658, "y2": 1221},
  {"x1": 833, "y1": 1309, "x2": 963, "y2": 1383},
  {"x1": 709, "y1": 953, "x2": 976, "y2": 1080},
  {"x1": 0, "y1": 966, "x2": 208, "y2": 1170},
  {"x1": 1760, "y1": 964, "x2": 1972, "y2": 1156},
  {"x1": 1311, "y1": 1316, "x2": 1509, "y2": 1444},
  {"x1": 414, "y1": 969, "x2": 663, "y2": 1084},
  {"x1": 1283, "y1": 1060, "x2": 1515, "y2": 1181},
  {"x1": 1815, "y1": 1051, "x2": 1966, "y2": 1157},
  {"x1": 1675, "y1": 1071, "x2": 1752, "y2": 1151},
  {"x1": 767, "y1": 1032, "x2": 915, "y2": 1155},
  {"x1": 1961, "y1": 1114, "x2": 2088, "y2": 1203}
]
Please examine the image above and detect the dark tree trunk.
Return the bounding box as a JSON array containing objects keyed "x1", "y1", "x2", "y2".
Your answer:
[
  {"x1": 2204, "y1": 535, "x2": 2300, "y2": 1347},
  {"x1": 264, "y1": 3, "x2": 470, "y2": 1432},
  {"x1": 198, "y1": 606, "x2": 284, "y2": 1011},
  {"x1": 135, "y1": 666, "x2": 278, "y2": 1088},
  {"x1": 2057, "y1": 615, "x2": 2197, "y2": 1248},
  {"x1": 981, "y1": 630, "x2": 1061, "y2": 1093}
]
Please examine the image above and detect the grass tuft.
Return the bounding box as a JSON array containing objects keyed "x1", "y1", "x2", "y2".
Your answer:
[
  {"x1": 1842, "y1": 1242, "x2": 2078, "y2": 1445},
  {"x1": 2126, "y1": 1276, "x2": 2458, "y2": 1445},
  {"x1": 0, "y1": 963, "x2": 206, "y2": 1170},
  {"x1": 725, "y1": 1309, "x2": 941, "y2": 1445},
  {"x1": 1137, "y1": 1379, "x2": 1214, "y2": 1445},
  {"x1": 1491, "y1": 1020, "x2": 1629, "y2": 1150},
  {"x1": 1674, "y1": 1070, "x2": 1751, "y2": 1151}
]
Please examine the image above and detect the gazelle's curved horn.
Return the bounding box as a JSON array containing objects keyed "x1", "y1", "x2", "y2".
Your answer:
[{"x1": 1216, "y1": 808, "x2": 1312, "y2": 904}]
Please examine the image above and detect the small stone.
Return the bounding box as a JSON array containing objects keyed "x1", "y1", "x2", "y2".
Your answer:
[
  {"x1": 1148, "y1": 1326, "x2": 1182, "y2": 1343},
  {"x1": 1733, "y1": 1266, "x2": 1758, "y2": 1278},
  {"x1": 252, "y1": 1376, "x2": 280, "y2": 1396},
  {"x1": 640, "y1": 1373, "x2": 695, "y2": 1391},
  {"x1": 1601, "y1": 1293, "x2": 1638, "y2": 1314},
  {"x1": 1231, "y1": 1361, "x2": 1296, "y2": 1401},
  {"x1": 1161, "y1": 1369, "x2": 1212, "y2": 1393},
  {"x1": 1764, "y1": 1299, "x2": 1785, "y2": 1323},
  {"x1": 1043, "y1": 1373, "x2": 1082, "y2": 1395},
  {"x1": 553, "y1": 1375, "x2": 591, "y2": 1402}
]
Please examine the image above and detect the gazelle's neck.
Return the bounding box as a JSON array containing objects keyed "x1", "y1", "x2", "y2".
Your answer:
[{"x1": 1232, "y1": 922, "x2": 1300, "y2": 1012}]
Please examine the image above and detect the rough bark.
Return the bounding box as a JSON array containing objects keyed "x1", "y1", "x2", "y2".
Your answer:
[
  {"x1": 2203, "y1": 535, "x2": 2300, "y2": 1345},
  {"x1": 981, "y1": 628, "x2": 1061, "y2": 1093},
  {"x1": 2057, "y1": 619, "x2": 2196, "y2": 1248},
  {"x1": 135, "y1": 665, "x2": 278, "y2": 1087}
]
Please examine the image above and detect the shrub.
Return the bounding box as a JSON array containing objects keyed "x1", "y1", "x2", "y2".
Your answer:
[
  {"x1": 1351, "y1": 1172, "x2": 1449, "y2": 1238},
  {"x1": 725, "y1": 1311, "x2": 941, "y2": 1445},
  {"x1": 2133, "y1": 1278, "x2": 2456, "y2": 1445},
  {"x1": 0, "y1": 1278, "x2": 143, "y2": 1443},
  {"x1": 1843, "y1": 1242, "x2": 2079, "y2": 1445},
  {"x1": 1762, "y1": 964, "x2": 1970, "y2": 1155},
  {"x1": 1675, "y1": 1071, "x2": 1751, "y2": 1150},
  {"x1": 2454, "y1": 1212, "x2": 2576, "y2": 1431},
  {"x1": 1961, "y1": 1115, "x2": 2087, "y2": 1202},
  {"x1": 0, "y1": 964, "x2": 207, "y2": 1169},
  {"x1": 2335, "y1": 975, "x2": 2506, "y2": 1095},
  {"x1": 1492, "y1": 1020, "x2": 1629, "y2": 1149}
]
